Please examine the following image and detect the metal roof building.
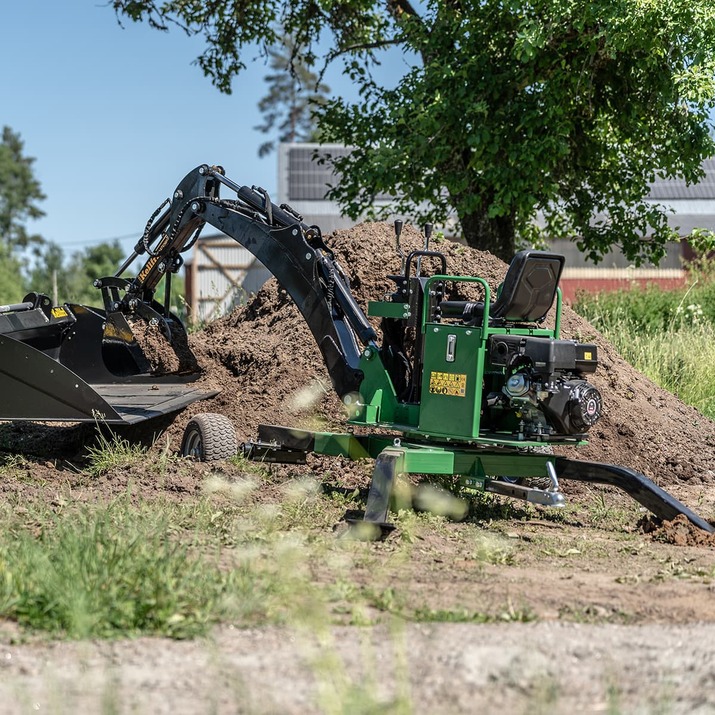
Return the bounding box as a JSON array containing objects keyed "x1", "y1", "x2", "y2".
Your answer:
[
  {"x1": 184, "y1": 234, "x2": 271, "y2": 323},
  {"x1": 277, "y1": 143, "x2": 394, "y2": 232},
  {"x1": 648, "y1": 158, "x2": 715, "y2": 235},
  {"x1": 277, "y1": 143, "x2": 715, "y2": 237},
  {"x1": 555, "y1": 160, "x2": 715, "y2": 297}
]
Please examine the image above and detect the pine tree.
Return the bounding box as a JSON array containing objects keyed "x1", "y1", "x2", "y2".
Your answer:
[
  {"x1": 0, "y1": 126, "x2": 45, "y2": 250},
  {"x1": 255, "y1": 35, "x2": 330, "y2": 157}
]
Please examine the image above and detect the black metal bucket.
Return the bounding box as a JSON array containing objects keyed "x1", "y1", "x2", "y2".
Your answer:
[{"x1": 0, "y1": 298, "x2": 216, "y2": 425}]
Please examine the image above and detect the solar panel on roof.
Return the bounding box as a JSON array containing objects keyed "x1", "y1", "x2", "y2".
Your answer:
[{"x1": 287, "y1": 146, "x2": 351, "y2": 201}]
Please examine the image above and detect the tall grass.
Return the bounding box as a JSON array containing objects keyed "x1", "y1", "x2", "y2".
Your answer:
[
  {"x1": 85, "y1": 429, "x2": 148, "y2": 477},
  {"x1": 604, "y1": 319, "x2": 715, "y2": 418},
  {"x1": 574, "y1": 281, "x2": 715, "y2": 420},
  {"x1": 0, "y1": 499, "x2": 274, "y2": 639}
]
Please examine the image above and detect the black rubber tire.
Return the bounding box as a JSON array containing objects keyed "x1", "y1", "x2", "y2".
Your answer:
[{"x1": 180, "y1": 413, "x2": 237, "y2": 462}]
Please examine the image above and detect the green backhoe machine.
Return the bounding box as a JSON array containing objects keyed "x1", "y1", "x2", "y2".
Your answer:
[{"x1": 0, "y1": 165, "x2": 710, "y2": 535}]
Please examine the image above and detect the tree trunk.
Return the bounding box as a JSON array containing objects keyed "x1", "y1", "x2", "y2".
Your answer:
[{"x1": 459, "y1": 209, "x2": 517, "y2": 263}]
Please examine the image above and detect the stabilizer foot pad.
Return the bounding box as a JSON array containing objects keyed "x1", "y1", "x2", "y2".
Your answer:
[{"x1": 345, "y1": 518, "x2": 396, "y2": 541}]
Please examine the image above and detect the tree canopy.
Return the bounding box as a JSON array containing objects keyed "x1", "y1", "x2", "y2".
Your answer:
[
  {"x1": 0, "y1": 126, "x2": 45, "y2": 251},
  {"x1": 112, "y1": 1, "x2": 715, "y2": 262},
  {"x1": 29, "y1": 240, "x2": 127, "y2": 306},
  {"x1": 0, "y1": 126, "x2": 45, "y2": 301}
]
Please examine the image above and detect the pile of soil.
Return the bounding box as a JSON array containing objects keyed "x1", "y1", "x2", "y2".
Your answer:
[
  {"x1": 129, "y1": 317, "x2": 198, "y2": 375},
  {"x1": 642, "y1": 514, "x2": 715, "y2": 546},
  {"x1": 176, "y1": 221, "x2": 715, "y2": 494}
]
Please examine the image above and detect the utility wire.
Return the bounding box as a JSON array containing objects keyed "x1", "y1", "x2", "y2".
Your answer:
[{"x1": 58, "y1": 232, "x2": 141, "y2": 247}]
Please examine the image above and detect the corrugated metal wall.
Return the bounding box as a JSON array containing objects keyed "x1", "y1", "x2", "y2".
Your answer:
[{"x1": 185, "y1": 234, "x2": 270, "y2": 323}]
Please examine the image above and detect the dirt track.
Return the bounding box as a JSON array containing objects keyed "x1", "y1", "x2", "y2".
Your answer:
[{"x1": 3, "y1": 622, "x2": 715, "y2": 713}]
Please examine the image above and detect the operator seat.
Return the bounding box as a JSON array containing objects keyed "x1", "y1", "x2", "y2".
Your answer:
[
  {"x1": 441, "y1": 250, "x2": 565, "y2": 326},
  {"x1": 488, "y1": 250, "x2": 565, "y2": 323}
]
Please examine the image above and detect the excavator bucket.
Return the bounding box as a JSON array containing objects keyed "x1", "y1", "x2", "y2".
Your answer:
[{"x1": 0, "y1": 295, "x2": 216, "y2": 425}]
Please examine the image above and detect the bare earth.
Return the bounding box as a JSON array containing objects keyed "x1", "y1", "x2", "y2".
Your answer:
[
  {"x1": 1, "y1": 223, "x2": 714, "y2": 713},
  {"x1": 3, "y1": 622, "x2": 715, "y2": 714}
]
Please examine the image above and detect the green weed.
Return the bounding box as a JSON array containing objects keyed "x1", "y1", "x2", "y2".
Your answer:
[
  {"x1": 412, "y1": 602, "x2": 534, "y2": 624},
  {"x1": 470, "y1": 531, "x2": 516, "y2": 565},
  {"x1": 0, "y1": 453, "x2": 30, "y2": 476},
  {"x1": 0, "y1": 499, "x2": 272, "y2": 639},
  {"x1": 85, "y1": 430, "x2": 147, "y2": 478},
  {"x1": 613, "y1": 320, "x2": 715, "y2": 418},
  {"x1": 573, "y1": 270, "x2": 715, "y2": 419},
  {"x1": 466, "y1": 491, "x2": 535, "y2": 523},
  {"x1": 228, "y1": 451, "x2": 271, "y2": 478},
  {"x1": 411, "y1": 607, "x2": 492, "y2": 623},
  {"x1": 586, "y1": 492, "x2": 637, "y2": 531}
]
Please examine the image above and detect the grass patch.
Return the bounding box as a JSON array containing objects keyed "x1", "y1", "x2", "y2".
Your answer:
[
  {"x1": 85, "y1": 429, "x2": 148, "y2": 478},
  {"x1": 0, "y1": 441, "x2": 658, "y2": 647},
  {"x1": 585, "y1": 492, "x2": 641, "y2": 531},
  {"x1": 601, "y1": 319, "x2": 715, "y2": 418},
  {"x1": 0, "y1": 499, "x2": 277, "y2": 639},
  {"x1": 411, "y1": 604, "x2": 534, "y2": 623},
  {"x1": 573, "y1": 279, "x2": 715, "y2": 419}
]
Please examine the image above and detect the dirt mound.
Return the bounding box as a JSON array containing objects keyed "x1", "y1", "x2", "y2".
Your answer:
[
  {"x1": 178, "y1": 221, "x2": 715, "y2": 491},
  {"x1": 642, "y1": 514, "x2": 715, "y2": 546},
  {"x1": 129, "y1": 318, "x2": 198, "y2": 375}
]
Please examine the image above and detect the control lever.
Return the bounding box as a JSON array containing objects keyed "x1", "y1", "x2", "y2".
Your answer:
[{"x1": 394, "y1": 219, "x2": 405, "y2": 271}]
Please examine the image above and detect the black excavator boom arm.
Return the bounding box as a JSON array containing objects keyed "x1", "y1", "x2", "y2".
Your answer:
[{"x1": 110, "y1": 165, "x2": 376, "y2": 398}]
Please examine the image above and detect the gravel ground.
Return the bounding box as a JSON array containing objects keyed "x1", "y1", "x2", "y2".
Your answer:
[{"x1": 2, "y1": 622, "x2": 715, "y2": 714}]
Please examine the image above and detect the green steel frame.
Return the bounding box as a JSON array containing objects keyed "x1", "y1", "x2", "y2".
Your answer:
[
  {"x1": 248, "y1": 424, "x2": 714, "y2": 535},
  {"x1": 348, "y1": 275, "x2": 571, "y2": 447}
]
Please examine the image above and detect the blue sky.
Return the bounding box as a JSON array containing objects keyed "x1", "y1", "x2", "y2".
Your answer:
[{"x1": 0, "y1": 1, "x2": 349, "y2": 257}]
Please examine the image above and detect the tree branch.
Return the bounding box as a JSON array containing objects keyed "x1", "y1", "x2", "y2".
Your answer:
[
  {"x1": 325, "y1": 37, "x2": 405, "y2": 64},
  {"x1": 389, "y1": 0, "x2": 423, "y2": 21},
  {"x1": 317, "y1": 37, "x2": 405, "y2": 83}
]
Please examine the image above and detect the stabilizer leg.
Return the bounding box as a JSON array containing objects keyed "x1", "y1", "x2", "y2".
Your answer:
[
  {"x1": 348, "y1": 448, "x2": 404, "y2": 538},
  {"x1": 554, "y1": 458, "x2": 714, "y2": 533}
]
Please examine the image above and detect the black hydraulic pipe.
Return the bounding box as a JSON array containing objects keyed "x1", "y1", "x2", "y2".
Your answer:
[
  {"x1": 207, "y1": 170, "x2": 247, "y2": 201},
  {"x1": 438, "y1": 300, "x2": 485, "y2": 318},
  {"x1": 405, "y1": 250, "x2": 447, "y2": 281},
  {"x1": 163, "y1": 270, "x2": 172, "y2": 318},
  {"x1": 236, "y1": 185, "x2": 306, "y2": 230},
  {"x1": 0, "y1": 302, "x2": 33, "y2": 314},
  {"x1": 115, "y1": 251, "x2": 139, "y2": 278},
  {"x1": 209, "y1": 169, "x2": 302, "y2": 231},
  {"x1": 128, "y1": 168, "x2": 214, "y2": 294},
  {"x1": 554, "y1": 457, "x2": 714, "y2": 533},
  {"x1": 331, "y1": 273, "x2": 378, "y2": 345},
  {"x1": 129, "y1": 207, "x2": 171, "y2": 260}
]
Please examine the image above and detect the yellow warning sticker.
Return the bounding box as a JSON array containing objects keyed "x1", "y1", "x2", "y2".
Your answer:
[
  {"x1": 584, "y1": 351, "x2": 593, "y2": 360},
  {"x1": 51, "y1": 307, "x2": 68, "y2": 319},
  {"x1": 428, "y1": 371, "x2": 467, "y2": 397}
]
